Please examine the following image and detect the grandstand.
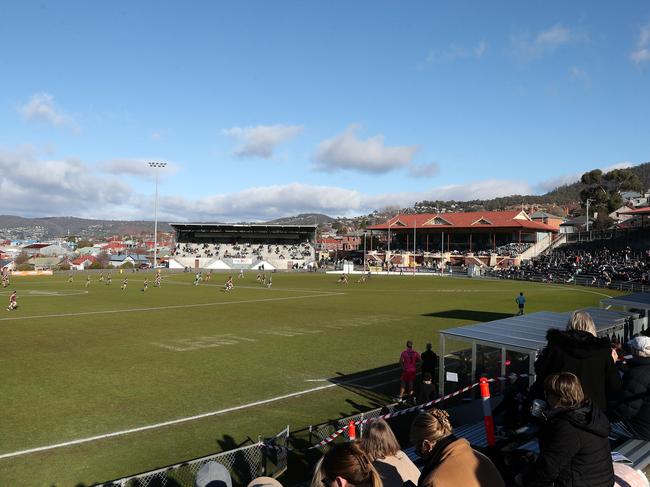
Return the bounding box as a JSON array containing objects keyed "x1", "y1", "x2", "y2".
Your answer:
[
  {"x1": 169, "y1": 223, "x2": 317, "y2": 271},
  {"x1": 366, "y1": 210, "x2": 558, "y2": 269}
]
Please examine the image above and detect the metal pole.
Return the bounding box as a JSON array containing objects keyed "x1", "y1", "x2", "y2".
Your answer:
[
  {"x1": 149, "y1": 162, "x2": 167, "y2": 268},
  {"x1": 586, "y1": 198, "x2": 591, "y2": 233},
  {"x1": 363, "y1": 231, "x2": 367, "y2": 272},
  {"x1": 413, "y1": 219, "x2": 416, "y2": 276}
]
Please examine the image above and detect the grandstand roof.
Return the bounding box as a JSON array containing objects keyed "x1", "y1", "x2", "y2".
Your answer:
[
  {"x1": 368, "y1": 210, "x2": 557, "y2": 232},
  {"x1": 170, "y1": 223, "x2": 317, "y2": 230},
  {"x1": 601, "y1": 292, "x2": 650, "y2": 310},
  {"x1": 441, "y1": 308, "x2": 636, "y2": 352}
]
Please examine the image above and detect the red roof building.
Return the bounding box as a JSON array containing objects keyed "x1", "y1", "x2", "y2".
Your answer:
[{"x1": 367, "y1": 210, "x2": 556, "y2": 253}]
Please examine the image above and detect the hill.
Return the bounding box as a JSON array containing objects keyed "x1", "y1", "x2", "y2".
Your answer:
[
  {"x1": 265, "y1": 213, "x2": 335, "y2": 226},
  {"x1": 0, "y1": 215, "x2": 172, "y2": 240}
]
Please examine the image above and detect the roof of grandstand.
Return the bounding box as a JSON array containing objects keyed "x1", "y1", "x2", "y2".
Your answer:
[
  {"x1": 441, "y1": 308, "x2": 636, "y2": 352},
  {"x1": 368, "y1": 210, "x2": 557, "y2": 232},
  {"x1": 601, "y1": 292, "x2": 650, "y2": 309},
  {"x1": 170, "y1": 223, "x2": 317, "y2": 231}
]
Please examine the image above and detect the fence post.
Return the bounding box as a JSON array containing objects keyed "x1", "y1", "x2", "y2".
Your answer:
[{"x1": 479, "y1": 378, "x2": 496, "y2": 447}]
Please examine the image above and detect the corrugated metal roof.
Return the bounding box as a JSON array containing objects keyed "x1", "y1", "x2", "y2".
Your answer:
[
  {"x1": 441, "y1": 308, "x2": 635, "y2": 352},
  {"x1": 601, "y1": 292, "x2": 650, "y2": 309}
]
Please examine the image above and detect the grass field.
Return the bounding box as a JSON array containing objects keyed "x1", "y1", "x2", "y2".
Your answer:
[{"x1": 0, "y1": 271, "x2": 625, "y2": 486}]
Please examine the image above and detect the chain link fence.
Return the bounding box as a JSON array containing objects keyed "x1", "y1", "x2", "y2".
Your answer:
[{"x1": 100, "y1": 426, "x2": 289, "y2": 487}]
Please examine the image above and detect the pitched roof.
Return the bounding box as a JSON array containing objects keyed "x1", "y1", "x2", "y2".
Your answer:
[{"x1": 368, "y1": 210, "x2": 556, "y2": 232}]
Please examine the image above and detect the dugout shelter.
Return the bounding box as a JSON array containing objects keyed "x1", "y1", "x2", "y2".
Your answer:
[{"x1": 438, "y1": 307, "x2": 639, "y2": 396}]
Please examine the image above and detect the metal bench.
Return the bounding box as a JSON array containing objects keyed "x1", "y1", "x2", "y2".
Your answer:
[{"x1": 616, "y1": 438, "x2": 650, "y2": 470}]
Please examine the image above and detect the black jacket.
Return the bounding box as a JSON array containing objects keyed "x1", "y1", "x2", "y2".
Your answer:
[
  {"x1": 614, "y1": 355, "x2": 650, "y2": 440},
  {"x1": 532, "y1": 329, "x2": 621, "y2": 412},
  {"x1": 523, "y1": 400, "x2": 614, "y2": 487}
]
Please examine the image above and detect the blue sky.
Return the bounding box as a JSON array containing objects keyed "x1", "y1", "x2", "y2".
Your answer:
[{"x1": 1, "y1": 1, "x2": 649, "y2": 221}]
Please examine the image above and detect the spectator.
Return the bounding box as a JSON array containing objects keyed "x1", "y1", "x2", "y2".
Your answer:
[
  {"x1": 420, "y1": 343, "x2": 438, "y2": 380},
  {"x1": 492, "y1": 373, "x2": 528, "y2": 432},
  {"x1": 410, "y1": 408, "x2": 505, "y2": 487},
  {"x1": 195, "y1": 461, "x2": 232, "y2": 487},
  {"x1": 418, "y1": 372, "x2": 435, "y2": 404},
  {"x1": 531, "y1": 311, "x2": 621, "y2": 412},
  {"x1": 311, "y1": 442, "x2": 382, "y2": 487},
  {"x1": 398, "y1": 340, "x2": 421, "y2": 403},
  {"x1": 359, "y1": 418, "x2": 420, "y2": 487},
  {"x1": 613, "y1": 335, "x2": 650, "y2": 440},
  {"x1": 518, "y1": 372, "x2": 614, "y2": 487},
  {"x1": 247, "y1": 477, "x2": 283, "y2": 487}
]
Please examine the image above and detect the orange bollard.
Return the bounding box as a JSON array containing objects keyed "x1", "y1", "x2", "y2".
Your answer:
[
  {"x1": 348, "y1": 420, "x2": 356, "y2": 441},
  {"x1": 479, "y1": 378, "x2": 496, "y2": 447}
]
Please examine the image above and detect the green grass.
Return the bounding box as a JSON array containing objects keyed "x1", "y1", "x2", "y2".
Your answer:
[{"x1": 0, "y1": 271, "x2": 624, "y2": 486}]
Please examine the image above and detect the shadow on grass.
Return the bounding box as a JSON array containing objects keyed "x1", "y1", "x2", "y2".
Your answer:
[{"x1": 422, "y1": 309, "x2": 513, "y2": 322}]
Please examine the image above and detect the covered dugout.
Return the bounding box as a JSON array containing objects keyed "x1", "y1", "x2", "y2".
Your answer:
[
  {"x1": 438, "y1": 307, "x2": 638, "y2": 396},
  {"x1": 601, "y1": 292, "x2": 650, "y2": 335}
]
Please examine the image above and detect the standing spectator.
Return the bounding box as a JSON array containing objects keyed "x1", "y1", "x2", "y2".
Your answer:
[
  {"x1": 613, "y1": 335, "x2": 650, "y2": 440},
  {"x1": 515, "y1": 292, "x2": 526, "y2": 315},
  {"x1": 531, "y1": 311, "x2": 621, "y2": 412},
  {"x1": 410, "y1": 408, "x2": 505, "y2": 487},
  {"x1": 518, "y1": 372, "x2": 614, "y2": 487},
  {"x1": 310, "y1": 442, "x2": 382, "y2": 487},
  {"x1": 420, "y1": 343, "x2": 438, "y2": 381},
  {"x1": 359, "y1": 418, "x2": 420, "y2": 487},
  {"x1": 398, "y1": 340, "x2": 421, "y2": 403},
  {"x1": 418, "y1": 372, "x2": 435, "y2": 404}
]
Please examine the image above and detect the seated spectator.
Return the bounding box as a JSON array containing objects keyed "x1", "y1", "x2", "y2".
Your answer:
[
  {"x1": 359, "y1": 418, "x2": 420, "y2": 487},
  {"x1": 195, "y1": 461, "x2": 232, "y2": 487},
  {"x1": 247, "y1": 476, "x2": 283, "y2": 487},
  {"x1": 518, "y1": 372, "x2": 614, "y2": 487},
  {"x1": 613, "y1": 335, "x2": 650, "y2": 440},
  {"x1": 531, "y1": 311, "x2": 621, "y2": 412},
  {"x1": 410, "y1": 408, "x2": 505, "y2": 487},
  {"x1": 311, "y1": 442, "x2": 382, "y2": 487}
]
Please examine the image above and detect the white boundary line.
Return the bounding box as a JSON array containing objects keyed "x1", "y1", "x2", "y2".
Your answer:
[
  {"x1": 0, "y1": 292, "x2": 344, "y2": 322},
  {"x1": 0, "y1": 367, "x2": 400, "y2": 460}
]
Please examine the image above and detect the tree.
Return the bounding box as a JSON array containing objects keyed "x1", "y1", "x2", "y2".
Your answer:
[
  {"x1": 579, "y1": 167, "x2": 645, "y2": 224},
  {"x1": 14, "y1": 251, "x2": 29, "y2": 265},
  {"x1": 96, "y1": 252, "x2": 110, "y2": 268}
]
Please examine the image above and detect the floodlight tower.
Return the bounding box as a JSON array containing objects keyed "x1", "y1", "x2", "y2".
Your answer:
[{"x1": 149, "y1": 162, "x2": 167, "y2": 268}]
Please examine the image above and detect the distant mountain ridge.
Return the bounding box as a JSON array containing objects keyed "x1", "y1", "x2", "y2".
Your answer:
[
  {"x1": 0, "y1": 215, "x2": 172, "y2": 240},
  {"x1": 2, "y1": 163, "x2": 649, "y2": 239}
]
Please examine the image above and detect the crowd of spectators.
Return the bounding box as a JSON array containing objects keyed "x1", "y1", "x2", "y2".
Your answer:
[
  {"x1": 172, "y1": 241, "x2": 315, "y2": 262},
  {"x1": 490, "y1": 246, "x2": 650, "y2": 286},
  {"x1": 194, "y1": 310, "x2": 650, "y2": 487}
]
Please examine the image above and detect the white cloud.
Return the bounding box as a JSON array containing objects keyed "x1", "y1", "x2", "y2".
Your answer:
[
  {"x1": 314, "y1": 125, "x2": 418, "y2": 174},
  {"x1": 631, "y1": 24, "x2": 650, "y2": 65},
  {"x1": 222, "y1": 124, "x2": 303, "y2": 158},
  {"x1": 511, "y1": 24, "x2": 584, "y2": 61},
  {"x1": 426, "y1": 40, "x2": 486, "y2": 63},
  {"x1": 408, "y1": 162, "x2": 440, "y2": 178},
  {"x1": 536, "y1": 161, "x2": 635, "y2": 193},
  {"x1": 98, "y1": 159, "x2": 177, "y2": 179},
  {"x1": 568, "y1": 66, "x2": 590, "y2": 83},
  {"x1": 602, "y1": 161, "x2": 634, "y2": 172},
  {"x1": 17, "y1": 92, "x2": 77, "y2": 129},
  {"x1": 0, "y1": 147, "x2": 132, "y2": 218}
]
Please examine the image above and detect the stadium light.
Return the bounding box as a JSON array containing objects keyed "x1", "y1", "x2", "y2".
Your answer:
[
  {"x1": 585, "y1": 198, "x2": 594, "y2": 235},
  {"x1": 149, "y1": 162, "x2": 167, "y2": 268}
]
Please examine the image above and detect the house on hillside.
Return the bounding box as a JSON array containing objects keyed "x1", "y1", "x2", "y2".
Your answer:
[
  {"x1": 530, "y1": 211, "x2": 565, "y2": 231},
  {"x1": 70, "y1": 255, "x2": 98, "y2": 271},
  {"x1": 559, "y1": 215, "x2": 594, "y2": 234},
  {"x1": 109, "y1": 254, "x2": 150, "y2": 268}
]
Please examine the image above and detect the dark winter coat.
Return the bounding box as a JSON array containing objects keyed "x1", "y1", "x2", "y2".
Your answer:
[
  {"x1": 523, "y1": 400, "x2": 614, "y2": 487},
  {"x1": 613, "y1": 355, "x2": 650, "y2": 440},
  {"x1": 532, "y1": 329, "x2": 621, "y2": 412}
]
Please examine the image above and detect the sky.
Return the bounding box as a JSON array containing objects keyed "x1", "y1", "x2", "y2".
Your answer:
[{"x1": 1, "y1": 1, "x2": 649, "y2": 222}]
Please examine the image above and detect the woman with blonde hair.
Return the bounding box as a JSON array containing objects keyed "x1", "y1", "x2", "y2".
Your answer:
[
  {"x1": 518, "y1": 372, "x2": 614, "y2": 487},
  {"x1": 410, "y1": 408, "x2": 504, "y2": 487},
  {"x1": 311, "y1": 442, "x2": 382, "y2": 487},
  {"x1": 532, "y1": 310, "x2": 621, "y2": 411},
  {"x1": 359, "y1": 418, "x2": 420, "y2": 486}
]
